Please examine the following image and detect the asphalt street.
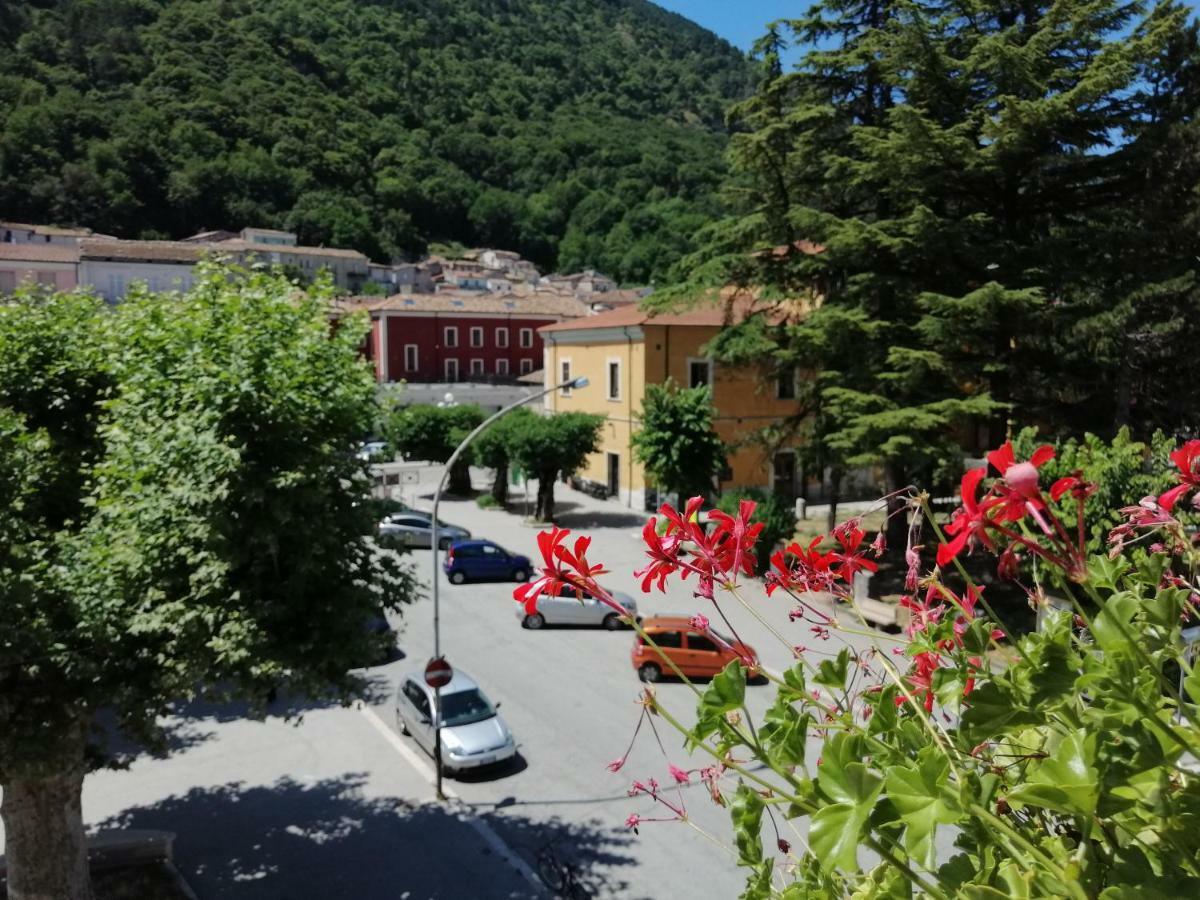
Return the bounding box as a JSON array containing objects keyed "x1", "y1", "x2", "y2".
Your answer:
[{"x1": 370, "y1": 467, "x2": 885, "y2": 899}]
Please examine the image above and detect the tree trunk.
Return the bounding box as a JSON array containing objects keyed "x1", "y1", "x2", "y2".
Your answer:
[
  {"x1": 491, "y1": 461, "x2": 509, "y2": 506},
  {"x1": 534, "y1": 470, "x2": 556, "y2": 522},
  {"x1": 446, "y1": 457, "x2": 472, "y2": 495},
  {"x1": 1, "y1": 724, "x2": 93, "y2": 900}
]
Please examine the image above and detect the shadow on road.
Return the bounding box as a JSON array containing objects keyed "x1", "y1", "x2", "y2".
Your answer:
[
  {"x1": 551, "y1": 508, "x2": 647, "y2": 530},
  {"x1": 95, "y1": 774, "x2": 640, "y2": 899}
]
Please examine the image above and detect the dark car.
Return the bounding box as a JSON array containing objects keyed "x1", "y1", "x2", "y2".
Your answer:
[{"x1": 443, "y1": 540, "x2": 531, "y2": 585}]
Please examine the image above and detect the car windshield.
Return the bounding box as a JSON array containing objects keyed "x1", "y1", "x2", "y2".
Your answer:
[{"x1": 439, "y1": 688, "x2": 496, "y2": 728}]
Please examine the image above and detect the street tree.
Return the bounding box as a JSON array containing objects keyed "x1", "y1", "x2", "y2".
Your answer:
[
  {"x1": 472, "y1": 405, "x2": 536, "y2": 505},
  {"x1": 631, "y1": 378, "x2": 727, "y2": 504},
  {"x1": 384, "y1": 403, "x2": 485, "y2": 495},
  {"x1": 507, "y1": 412, "x2": 603, "y2": 521},
  {"x1": 0, "y1": 269, "x2": 416, "y2": 900}
]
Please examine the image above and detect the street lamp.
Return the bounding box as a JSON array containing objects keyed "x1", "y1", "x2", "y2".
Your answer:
[{"x1": 428, "y1": 374, "x2": 588, "y2": 798}]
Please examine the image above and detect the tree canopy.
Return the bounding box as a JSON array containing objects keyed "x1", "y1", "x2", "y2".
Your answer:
[
  {"x1": 673, "y1": 0, "x2": 1200, "y2": 546},
  {"x1": 0, "y1": 0, "x2": 750, "y2": 283},
  {"x1": 507, "y1": 411, "x2": 603, "y2": 521},
  {"x1": 631, "y1": 378, "x2": 726, "y2": 502},
  {"x1": 0, "y1": 267, "x2": 417, "y2": 898},
  {"x1": 384, "y1": 402, "x2": 485, "y2": 494}
]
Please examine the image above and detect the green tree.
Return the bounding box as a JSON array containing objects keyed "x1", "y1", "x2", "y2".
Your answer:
[
  {"x1": 0, "y1": 269, "x2": 416, "y2": 899},
  {"x1": 384, "y1": 403, "x2": 485, "y2": 495},
  {"x1": 683, "y1": 0, "x2": 1199, "y2": 551},
  {"x1": 472, "y1": 406, "x2": 537, "y2": 505},
  {"x1": 507, "y1": 412, "x2": 603, "y2": 521},
  {"x1": 632, "y1": 378, "x2": 727, "y2": 503}
]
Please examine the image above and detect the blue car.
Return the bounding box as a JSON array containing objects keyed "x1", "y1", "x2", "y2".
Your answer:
[{"x1": 443, "y1": 540, "x2": 532, "y2": 585}]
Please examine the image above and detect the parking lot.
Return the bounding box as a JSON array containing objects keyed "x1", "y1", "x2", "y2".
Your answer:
[{"x1": 368, "y1": 467, "x2": 882, "y2": 899}]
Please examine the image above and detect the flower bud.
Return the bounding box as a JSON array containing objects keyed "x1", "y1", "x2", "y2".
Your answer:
[{"x1": 1005, "y1": 461, "x2": 1041, "y2": 498}]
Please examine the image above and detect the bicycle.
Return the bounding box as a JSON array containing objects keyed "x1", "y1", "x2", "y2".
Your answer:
[{"x1": 535, "y1": 841, "x2": 590, "y2": 899}]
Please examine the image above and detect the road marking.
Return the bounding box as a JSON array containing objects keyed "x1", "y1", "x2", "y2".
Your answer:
[{"x1": 357, "y1": 703, "x2": 544, "y2": 894}]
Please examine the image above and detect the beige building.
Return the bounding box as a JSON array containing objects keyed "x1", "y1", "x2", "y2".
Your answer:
[
  {"x1": 539, "y1": 300, "x2": 807, "y2": 510},
  {"x1": 0, "y1": 243, "x2": 79, "y2": 293}
]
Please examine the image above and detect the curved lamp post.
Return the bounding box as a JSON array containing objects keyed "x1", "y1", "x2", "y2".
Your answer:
[{"x1": 429, "y1": 375, "x2": 588, "y2": 797}]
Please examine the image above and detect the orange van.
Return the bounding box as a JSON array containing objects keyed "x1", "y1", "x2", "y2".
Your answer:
[{"x1": 631, "y1": 615, "x2": 759, "y2": 683}]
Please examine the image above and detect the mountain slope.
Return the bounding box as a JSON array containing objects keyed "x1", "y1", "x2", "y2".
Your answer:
[{"x1": 0, "y1": 0, "x2": 749, "y2": 281}]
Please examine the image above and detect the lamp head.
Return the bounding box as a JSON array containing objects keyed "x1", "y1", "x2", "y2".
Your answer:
[{"x1": 571, "y1": 376, "x2": 589, "y2": 389}]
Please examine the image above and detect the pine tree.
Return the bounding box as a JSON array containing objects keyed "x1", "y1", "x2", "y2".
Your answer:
[{"x1": 684, "y1": 0, "x2": 1200, "y2": 547}]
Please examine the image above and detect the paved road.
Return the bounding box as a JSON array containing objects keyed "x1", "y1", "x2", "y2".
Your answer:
[{"x1": 370, "y1": 468, "x2": 883, "y2": 900}]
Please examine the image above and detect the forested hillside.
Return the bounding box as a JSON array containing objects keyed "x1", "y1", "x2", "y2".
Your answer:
[{"x1": 0, "y1": 0, "x2": 749, "y2": 281}]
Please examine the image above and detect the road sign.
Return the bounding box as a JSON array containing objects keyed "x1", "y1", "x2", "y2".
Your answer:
[{"x1": 424, "y1": 656, "x2": 453, "y2": 689}]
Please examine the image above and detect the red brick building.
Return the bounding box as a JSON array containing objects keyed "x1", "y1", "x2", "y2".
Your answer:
[{"x1": 341, "y1": 291, "x2": 590, "y2": 383}]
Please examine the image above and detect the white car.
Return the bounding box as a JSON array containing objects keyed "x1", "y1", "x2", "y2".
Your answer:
[
  {"x1": 516, "y1": 587, "x2": 639, "y2": 630},
  {"x1": 394, "y1": 669, "x2": 516, "y2": 773}
]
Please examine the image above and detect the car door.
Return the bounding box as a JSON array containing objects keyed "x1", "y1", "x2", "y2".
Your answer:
[
  {"x1": 405, "y1": 681, "x2": 435, "y2": 752},
  {"x1": 649, "y1": 630, "x2": 684, "y2": 673},
  {"x1": 684, "y1": 633, "x2": 725, "y2": 676},
  {"x1": 480, "y1": 543, "x2": 509, "y2": 579}
]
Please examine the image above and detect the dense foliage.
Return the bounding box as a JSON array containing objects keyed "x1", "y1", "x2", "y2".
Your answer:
[
  {"x1": 0, "y1": 267, "x2": 417, "y2": 898},
  {"x1": 670, "y1": 0, "x2": 1200, "y2": 550},
  {"x1": 506, "y1": 410, "x2": 604, "y2": 521},
  {"x1": 383, "y1": 402, "x2": 485, "y2": 494},
  {"x1": 520, "y1": 440, "x2": 1200, "y2": 897},
  {"x1": 0, "y1": 0, "x2": 749, "y2": 282},
  {"x1": 631, "y1": 378, "x2": 727, "y2": 502}
]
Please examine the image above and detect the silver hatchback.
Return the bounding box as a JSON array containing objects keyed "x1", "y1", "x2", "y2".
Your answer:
[
  {"x1": 394, "y1": 669, "x2": 516, "y2": 773},
  {"x1": 516, "y1": 587, "x2": 639, "y2": 630},
  {"x1": 378, "y1": 512, "x2": 470, "y2": 549}
]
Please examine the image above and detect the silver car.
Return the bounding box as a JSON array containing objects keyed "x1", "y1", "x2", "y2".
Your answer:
[
  {"x1": 516, "y1": 587, "x2": 639, "y2": 630},
  {"x1": 394, "y1": 669, "x2": 517, "y2": 773},
  {"x1": 378, "y1": 512, "x2": 470, "y2": 549}
]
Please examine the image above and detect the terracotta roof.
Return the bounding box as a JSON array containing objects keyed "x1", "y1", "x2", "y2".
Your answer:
[
  {"x1": 221, "y1": 240, "x2": 367, "y2": 261},
  {"x1": 337, "y1": 291, "x2": 590, "y2": 318},
  {"x1": 1, "y1": 221, "x2": 94, "y2": 237},
  {"x1": 539, "y1": 292, "x2": 763, "y2": 333},
  {"x1": 79, "y1": 239, "x2": 209, "y2": 263},
  {"x1": 0, "y1": 244, "x2": 80, "y2": 263}
]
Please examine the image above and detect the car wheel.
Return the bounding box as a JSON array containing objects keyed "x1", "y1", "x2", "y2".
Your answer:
[
  {"x1": 449, "y1": 570, "x2": 466, "y2": 585},
  {"x1": 524, "y1": 613, "x2": 545, "y2": 630},
  {"x1": 602, "y1": 613, "x2": 621, "y2": 631},
  {"x1": 638, "y1": 663, "x2": 661, "y2": 683},
  {"x1": 512, "y1": 568, "x2": 529, "y2": 583}
]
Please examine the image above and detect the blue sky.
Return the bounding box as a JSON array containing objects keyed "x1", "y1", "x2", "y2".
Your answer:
[{"x1": 654, "y1": 1, "x2": 808, "y2": 51}]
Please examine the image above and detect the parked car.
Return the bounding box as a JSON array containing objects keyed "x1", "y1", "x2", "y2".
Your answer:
[
  {"x1": 443, "y1": 540, "x2": 531, "y2": 584},
  {"x1": 357, "y1": 440, "x2": 390, "y2": 462},
  {"x1": 630, "y1": 615, "x2": 760, "y2": 683},
  {"x1": 394, "y1": 668, "x2": 517, "y2": 773},
  {"x1": 516, "y1": 587, "x2": 639, "y2": 630},
  {"x1": 379, "y1": 512, "x2": 470, "y2": 549}
]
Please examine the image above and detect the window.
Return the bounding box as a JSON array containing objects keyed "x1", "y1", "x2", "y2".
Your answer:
[
  {"x1": 651, "y1": 631, "x2": 683, "y2": 649},
  {"x1": 606, "y1": 359, "x2": 621, "y2": 400},
  {"x1": 482, "y1": 544, "x2": 507, "y2": 558},
  {"x1": 470, "y1": 326, "x2": 484, "y2": 348},
  {"x1": 470, "y1": 358, "x2": 484, "y2": 377},
  {"x1": 560, "y1": 359, "x2": 572, "y2": 395},
  {"x1": 444, "y1": 358, "x2": 459, "y2": 382},
  {"x1": 443, "y1": 326, "x2": 458, "y2": 348},
  {"x1": 404, "y1": 344, "x2": 418, "y2": 372},
  {"x1": 519, "y1": 358, "x2": 534, "y2": 375},
  {"x1": 519, "y1": 327, "x2": 533, "y2": 348},
  {"x1": 688, "y1": 634, "x2": 719, "y2": 653},
  {"x1": 0, "y1": 272, "x2": 15, "y2": 294},
  {"x1": 777, "y1": 366, "x2": 797, "y2": 400},
  {"x1": 404, "y1": 681, "x2": 431, "y2": 719},
  {"x1": 496, "y1": 327, "x2": 509, "y2": 348},
  {"x1": 496, "y1": 359, "x2": 509, "y2": 376},
  {"x1": 688, "y1": 358, "x2": 712, "y2": 389}
]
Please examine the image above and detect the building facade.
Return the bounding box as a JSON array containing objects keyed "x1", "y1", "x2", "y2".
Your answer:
[
  {"x1": 540, "y1": 302, "x2": 811, "y2": 510},
  {"x1": 342, "y1": 292, "x2": 590, "y2": 384},
  {"x1": 0, "y1": 243, "x2": 79, "y2": 293}
]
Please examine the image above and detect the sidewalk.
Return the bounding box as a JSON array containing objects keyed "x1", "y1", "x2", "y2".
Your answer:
[{"x1": 1, "y1": 686, "x2": 540, "y2": 900}]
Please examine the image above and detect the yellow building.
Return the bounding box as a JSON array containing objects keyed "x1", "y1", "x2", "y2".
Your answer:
[{"x1": 539, "y1": 301, "x2": 806, "y2": 510}]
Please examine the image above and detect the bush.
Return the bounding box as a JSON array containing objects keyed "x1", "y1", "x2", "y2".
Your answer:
[{"x1": 475, "y1": 494, "x2": 498, "y2": 509}]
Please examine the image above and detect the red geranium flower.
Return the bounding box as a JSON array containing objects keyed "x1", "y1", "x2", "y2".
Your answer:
[
  {"x1": 1159, "y1": 439, "x2": 1200, "y2": 512},
  {"x1": 514, "y1": 526, "x2": 578, "y2": 612},
  {"x1": 829, "y1": 520, "x2": 879, "y2": 583},
  {"x1": 707, "y1": 499, "x2": 764, "y2": 582},
  {"x1": 767, "y1": 537, "x2": 836, "y2": 596},
  {"x1": 937, "y1": 468, "x2": 1000, "y2": 566}
]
